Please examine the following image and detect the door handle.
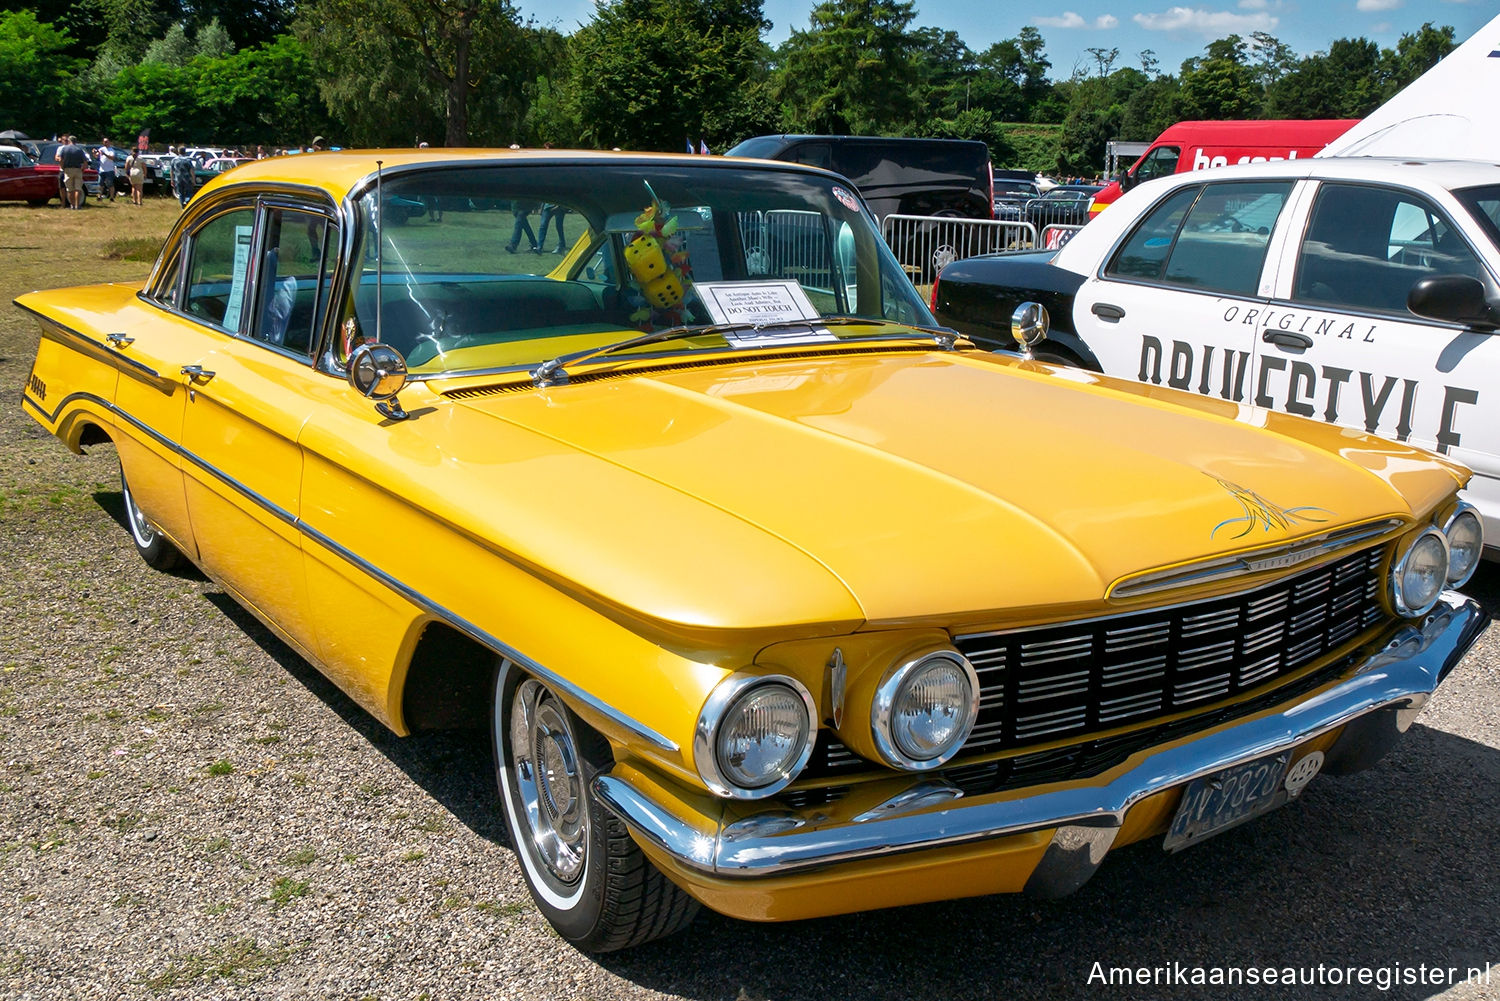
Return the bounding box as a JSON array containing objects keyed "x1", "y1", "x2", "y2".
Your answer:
[
  {"x1": 1091, "y1": 302, "x2": 1126, "y2": 321},
  {"x1": 180, "y1": 364, "x2": 216, "y2": 381},
  {"x1": 106, "y1": 331, "x2": 134, "y2": 348},
  {"x1": 1261, "y1": 330, "x2": 1313, "y2": 351}
]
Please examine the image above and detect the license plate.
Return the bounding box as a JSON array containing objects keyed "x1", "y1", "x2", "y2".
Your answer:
[{"x1": 1163, "y1": 752, "x2": 1292, "y2": 852}]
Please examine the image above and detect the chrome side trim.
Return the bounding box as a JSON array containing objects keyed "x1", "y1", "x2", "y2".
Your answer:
[
  {"x1": 594, "y1": 592, "x2": 1487, "y2": 877},
  {"x1": 1108, "y1": 520, "x2": 1403, "y2": 599},
  {"x1": 24, "y1": 390, "x2": 678, "y2": 753},
  {"x1": 20, "y1": 305, "x2": 162, "y2": 380}
]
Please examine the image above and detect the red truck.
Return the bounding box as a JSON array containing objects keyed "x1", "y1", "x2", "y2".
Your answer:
[{"x1": 1087, "y1": 118, "x2": 1359, "y2": 219}]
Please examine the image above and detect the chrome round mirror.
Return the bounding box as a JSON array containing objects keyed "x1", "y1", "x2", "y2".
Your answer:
[
  {"x1": 347, "y1": 342, "x2": 408, "y2": 401},
  {"x1": 1010, "y1": 301, "x2": 1050, "y2": 351}
]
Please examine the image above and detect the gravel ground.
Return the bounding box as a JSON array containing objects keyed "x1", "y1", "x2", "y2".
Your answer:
[{"x1": 2, "y1": 201, "x2": 1497, "y2": 1001}]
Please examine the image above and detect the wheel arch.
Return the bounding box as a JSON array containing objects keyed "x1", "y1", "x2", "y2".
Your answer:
[{"x1": 399, "y1": 620, "x2": 497, "y2": 733}]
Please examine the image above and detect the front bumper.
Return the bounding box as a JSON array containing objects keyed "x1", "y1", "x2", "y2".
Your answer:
[{"x1": 596, "y1": 593, "x2": 1487, "y2": 896}]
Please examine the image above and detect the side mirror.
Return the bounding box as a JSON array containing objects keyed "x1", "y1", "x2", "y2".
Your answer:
[
  {"x1": 1407, "y1": 275, "x2": 1500, "y2": 331},
  {"x1": 1011, "y1": 301, "x2": 1050, "y2": 354},
  {"x1": 1117, "y1": 171, "x2": 1134, "y2": 193},
  {"x1": 347, "y1": 342, "x2": 411, "y2": 420}
]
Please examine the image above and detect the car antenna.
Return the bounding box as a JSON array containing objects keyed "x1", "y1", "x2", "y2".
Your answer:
[{"x1": 375, "y1": 159, "x2": 383, "y2": 346}]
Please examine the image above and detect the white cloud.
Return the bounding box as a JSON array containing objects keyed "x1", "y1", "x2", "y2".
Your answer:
[
  {"x1": 1132, "y1": 6, "x2": 1278, "y2": 33},
  {"x1": 1238, "y1": 0, "x2": 1267, "y2": 8},
  {"x1": 1355, "y1": 0, "x2": 1402, "y2": 10},
  {"x1": 1033, "y1": 11, "x2": 1121, "y2": 28}
]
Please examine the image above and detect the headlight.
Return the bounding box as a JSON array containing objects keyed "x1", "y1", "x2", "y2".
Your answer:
[
  {"x1": 1441, "y1": 503, "x2": 1483, "y2": 586},
  {"x1": 1390, "y1": 528, "x2": 1449, "y2": 618},
  {"x1": 694, "y1": 675, "x2": 816, "y2": 799},
  {"x1": 872, "y1": 650, "x2": 979, "y2": 770}
]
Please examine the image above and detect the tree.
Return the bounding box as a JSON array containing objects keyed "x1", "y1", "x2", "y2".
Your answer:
[
  {"x1": 1384, "y1": 21, "x2": 1455, "y2": 96},
  {"x1": 1176, "y1": 34, "x2": 1262, "y2": 120},
  {"x1": 297, "y1": 0, "x2": 536, "y2": 146},
  {"x1": 569, "y1": 0, "x2": 770, "y2": 151},
  {"x1": 0, "y1": 9, "x2": 85, "y2": 133},
  {"x1": 773, "y1": 0, "x2": 923, "y2": 134}
]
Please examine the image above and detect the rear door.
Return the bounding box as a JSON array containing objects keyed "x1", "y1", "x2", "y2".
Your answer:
[{"x1": 1074, "y1": 179, "x2": 1297, "y2": 402}]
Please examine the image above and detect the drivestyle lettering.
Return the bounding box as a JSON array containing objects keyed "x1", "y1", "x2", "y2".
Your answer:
[{"x1": 1137, "y1": 335, "x2": 1477, "y2": 454}]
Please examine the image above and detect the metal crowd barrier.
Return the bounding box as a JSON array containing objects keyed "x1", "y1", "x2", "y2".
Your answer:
[{"x1": 879, "y1": 215, "x2": 1039, "y2": 282}]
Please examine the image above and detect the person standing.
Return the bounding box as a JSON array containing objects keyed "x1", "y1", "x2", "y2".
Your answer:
[
  {"x1": 506, "y1": 200, "x2": 539, "y2": 253},
  {"x1": 96, "y1": 139, "x2": 118, "y2": 202},
  {"x1": 538, "y1": 203, "x2": 568, "y2": 253},
  {"x1": 55, "y1": 135, "x2": 87, "y2": 210},
  {"x1": 124, "y1": 148, "x2": 146, "y2": 206},
  {"x1": 171, "y1": 145, "x2": 197, "y2": 208}
]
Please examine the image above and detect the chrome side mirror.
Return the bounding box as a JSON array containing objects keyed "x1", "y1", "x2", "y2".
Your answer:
[
  {"x1": 1011, "y1": 301, "x2": 1050, "y2": 355},
  {"x1": 347, "y1": 342, "x2": 410, "y2": 420}
]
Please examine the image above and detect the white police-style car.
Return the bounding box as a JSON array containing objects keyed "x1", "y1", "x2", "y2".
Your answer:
[{"x1": 933, "y1": 155, "x2": 1500, "y2": 553}]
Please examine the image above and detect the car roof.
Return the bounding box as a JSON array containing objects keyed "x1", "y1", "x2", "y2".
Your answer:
[
  {"x1": 195, "y1": 148, "x2": 808, "y2": 202},
  {"x1": 1051, "y1": 156, "x2": 1500, "y2": 274}
]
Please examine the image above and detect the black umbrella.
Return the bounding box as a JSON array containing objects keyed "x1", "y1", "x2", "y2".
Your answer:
[{"x1": 0, "y1": 129, "x2": 31, "y2": 142}]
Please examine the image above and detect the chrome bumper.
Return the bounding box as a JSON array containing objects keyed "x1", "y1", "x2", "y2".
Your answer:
[{"x1": 594, "y1": 593, "x2": 1488, "y2": 885}]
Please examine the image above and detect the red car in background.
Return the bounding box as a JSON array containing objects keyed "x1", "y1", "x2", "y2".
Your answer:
[{"x1": 0, "y1": 144, "x2": 64, "y2": 205}]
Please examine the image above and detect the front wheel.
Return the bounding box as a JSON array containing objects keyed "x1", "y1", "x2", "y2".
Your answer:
[
  {"x1": 120, "y1": 462, "x2": 182, "y2": 571},
  {"x1": 491, "y1": 661, "x2": 698, "y2": 951}
]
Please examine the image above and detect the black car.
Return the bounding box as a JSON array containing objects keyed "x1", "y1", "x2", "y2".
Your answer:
[
  {"x1": 1026, "y1": 184, "x2": 1103, "y2": 230},
  {"x1": 726, "y1": 134, "x2": 994, "y2": 221}
]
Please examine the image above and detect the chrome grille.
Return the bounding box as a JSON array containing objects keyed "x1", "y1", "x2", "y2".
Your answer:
[{"x1": 948, "y1": 546, "x2": 1387, "y2": 756}]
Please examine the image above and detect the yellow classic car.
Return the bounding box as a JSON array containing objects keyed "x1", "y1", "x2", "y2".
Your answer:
[{"x1": 16, "y1": 149, "x2": 1490, "y2": 951}]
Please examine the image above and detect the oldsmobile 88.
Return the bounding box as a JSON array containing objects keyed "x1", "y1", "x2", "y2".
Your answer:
[{"x1": 17, "y1": 149, "x2": 1489, "y2": 950}]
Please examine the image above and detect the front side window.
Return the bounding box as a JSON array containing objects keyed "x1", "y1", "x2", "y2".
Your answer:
[
  {"x1": 1133, "y1": 146, "x2": 1180, "y2": 183},
  {"x1": 1294, "y1": 183, "x2": 1489, "y2": 313},
  {"x1": 337, "y1": 164, "x2": 933, "y2": 375},
  {"x1": 249, "y1": 208, "x2": 339, "y2": 357},
  {"x1": 183, "y1": 208, "x2": 256, "y2": 330}
]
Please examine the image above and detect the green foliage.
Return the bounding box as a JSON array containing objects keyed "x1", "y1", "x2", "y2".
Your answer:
[
  {"x1": 773, "y1": 0, "x2": 924, "y2": 134},
  {"x1": 0, "y1": 9, "x2": 84, "y2": 133},
  {"x1": 568, "y1": 0, "x2": 770, "y2": 152},
  {"x1": 295, "y1": 0, "x2": 535, "y2": 146}
]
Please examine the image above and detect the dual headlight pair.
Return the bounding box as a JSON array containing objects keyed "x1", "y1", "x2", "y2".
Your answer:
[
  {"x1": 1390, "y1": 501, "x2": 1483, "y2": 617},
  {"x1": 694, "y1": 650, "x2": 980, "y2": 799}
]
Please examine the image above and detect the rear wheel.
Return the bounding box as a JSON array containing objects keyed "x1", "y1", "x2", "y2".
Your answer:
[
  {"x1": 491, "y1": 661, "x2": 698, "y2": 951},
  {"x1": 120, "y1": 462, "x2": 182, "y2": 571}
]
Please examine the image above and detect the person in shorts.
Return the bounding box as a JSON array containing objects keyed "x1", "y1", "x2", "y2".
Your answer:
[
  {"x1": 124, "y1": 149, "x2": 146, "y2": 206},
  {"x1": 55, "y1": 135, "x2": 86, "y2": 210}
]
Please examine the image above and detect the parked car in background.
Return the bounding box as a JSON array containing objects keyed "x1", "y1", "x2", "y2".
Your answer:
[
  {"x1": 1026, "y1": 184, "x2": 1103, "y2": 230},
  {"x1": 0, "y1": 144, "x2": 61, "y2": 205},
  {"x1": 725, "y1": 134, "x2": 995, "y2": 220},
  {"x1": 1088, "y1": 119, "x2": 1358, "y2": 219},
  {"x1": 202, "y1": 156, "x2": 252, "y2": 175},
  {"x1": 18, "y1": 148, "x2": 1489, "y2": 953},
  {"x1": 992, "y1": 172, "x2": 1040, "y2": 220},
  {"x1": 933, "y1": 156, "x2": 1500, "y2": 553}
]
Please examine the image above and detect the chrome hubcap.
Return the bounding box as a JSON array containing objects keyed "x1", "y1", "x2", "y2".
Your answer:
[
  {"x1": 122, "y1": 477, "x2": 157, "y2": 547},
  {"x1": 509, "y1": 679, "x2": 587, "y2": 884}
]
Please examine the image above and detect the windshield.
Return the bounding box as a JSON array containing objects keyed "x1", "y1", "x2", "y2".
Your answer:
[
  {"x1": 340, "y1": 162, "x2": 934, "y2": 376},
  {"x1": 1455, "y1": 184, "x2": 1500, "y2": 251}
]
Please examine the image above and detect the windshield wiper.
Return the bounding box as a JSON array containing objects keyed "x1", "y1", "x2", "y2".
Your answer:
[{"x1": 531, "y1": 317, "x2": 961, "y2": 387}]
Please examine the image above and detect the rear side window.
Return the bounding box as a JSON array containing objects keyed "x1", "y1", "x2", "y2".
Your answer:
[
  {"x1": 183, "y1": 208, "x2": 256, "y2": 331},
  {"x1": 1107, "y1": 182, "x2": 1291, "y2": 296},
  {"x1": 1294, "y1": 183, "x2": 1489, "y2": 314},
  {"x1": 1105, "y1": 186, "x2": 1199, "y2": 280}
]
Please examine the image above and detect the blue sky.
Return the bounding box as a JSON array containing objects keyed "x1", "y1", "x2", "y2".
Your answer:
[{"x1": 515, "y1": 1, "x2": 1497, "y2": 81}]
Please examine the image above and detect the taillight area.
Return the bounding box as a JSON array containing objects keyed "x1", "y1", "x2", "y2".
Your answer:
[
  {"x1": 930, "y1": 274, "x2": 941, "y2": 312},
  {"x1": 987, "y1": 161, "x2": 995, "y2": 219}
]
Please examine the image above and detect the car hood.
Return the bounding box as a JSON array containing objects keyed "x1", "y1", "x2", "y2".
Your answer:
[{"x1": 426, "y1": 348, "x2": 1464, "y2": 632}]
